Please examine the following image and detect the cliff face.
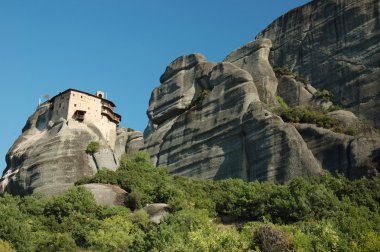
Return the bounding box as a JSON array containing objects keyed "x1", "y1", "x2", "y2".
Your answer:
[
  {"x1": 144, "y1": 37, "x2": 380, "y2": 182},
  {"x1": 256, "y1": 0, "x2": 380, "y2": 127},
  {"x1": 2, "y1": 0, "x2": 380, "y2": 196},
  {"x1": 0, "y1": 103, "x2": 143, "y2": 196}
]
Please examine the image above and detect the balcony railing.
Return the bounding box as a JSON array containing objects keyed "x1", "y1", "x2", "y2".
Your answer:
[
  {"x1": 101, "y1": 101, "x2": 114, "y2": 111},
  {"x1": 101, "y1": 109, "x2": 121, "y2": 123}
]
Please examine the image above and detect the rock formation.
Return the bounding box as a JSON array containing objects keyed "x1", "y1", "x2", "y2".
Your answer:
[
  {"x1": 256, "y1": 0, "x2": 380, "y2": 127},
  {"x1": 81, "y1": 183, "x2": 127, "y2": 207},
  {"x1": 144, "y1": 39, "x2": 324, "y2": 182},
  {"x1": 0, "y1": 103, "x2": 143, "y2": 196},
  {"x1": 2, "y1": 0, "x2": 380, "y2": 197},
  {"x1": 144, "y1": 37, "x2": 380, "y2": 182}
]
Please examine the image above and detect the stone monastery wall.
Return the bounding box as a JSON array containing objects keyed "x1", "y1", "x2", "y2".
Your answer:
[{"x1": 50, "y1": 89, "x2": 118, "y2": 148}]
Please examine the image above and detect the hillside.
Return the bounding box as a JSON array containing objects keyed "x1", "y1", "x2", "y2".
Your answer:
[
  {"x1": 1, "y1": 0, "x2": 379, "y2": 196},
  {"x1": 1, "y1": 152, "x2": 380, "y2": 251}
]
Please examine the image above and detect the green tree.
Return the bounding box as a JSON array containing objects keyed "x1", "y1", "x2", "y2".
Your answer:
[{"x1": 86, "y1": 141, "x2": 100, "y2": 155}]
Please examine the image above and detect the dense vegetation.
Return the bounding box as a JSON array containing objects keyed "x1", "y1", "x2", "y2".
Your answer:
[
  {"x1": 1, "y1": 152, "x2": 380, "y2": 251},
  {"x1": 275, "y1": 96, "x2": 357, "y2": 136}
]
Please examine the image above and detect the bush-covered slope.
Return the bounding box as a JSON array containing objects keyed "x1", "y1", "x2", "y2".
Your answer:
[{"x1": 1, "y1": 152, "x2": 380, "y2": 251}]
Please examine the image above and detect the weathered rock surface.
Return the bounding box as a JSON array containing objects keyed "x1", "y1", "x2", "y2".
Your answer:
[
  {"x1": 296, "y1": 123, "x2": 380, "y2": 178},
  {"x1": 256, "y1": 0, "x2": 380, "y2": 127},
  {"x1": 82, "y1": 183, "x2": 127, "y2": 207},
  {"x1": 144, "y1": 34, "x2": 380, "y2": 181},
  {"x1": 0, "y1": 103, "x2": 142, "y2": 196},
  {"x1": 144, "y1": 49, "x2": 322, "y2": 182},
  {"x1": 147, "y1": 53, "x2": 215, "y2": 125},
  {"x1": 277, "y1": 74, "x2": 334, "y2": 111},
  {"x1": 143, "y1": 203, "x2": 171, "y2": 224},
  {"x1": 224, "y1": 39, "x2": 278, "y2": 106}
]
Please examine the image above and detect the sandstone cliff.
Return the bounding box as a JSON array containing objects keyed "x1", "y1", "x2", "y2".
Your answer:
[
  {"x1": 0, "y1": 103, "x2": 143, "y2": 196},
  {"x1": 256, "y1": 0, "x2": 380, "y2": 127},
  {"x1": 144, "y1": 38, "x2": 380, "y2": 182}
]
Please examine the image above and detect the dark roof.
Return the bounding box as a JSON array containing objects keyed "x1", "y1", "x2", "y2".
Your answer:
[{"x1": 50, "y1": 88, "x2": 116, "y2": 107}]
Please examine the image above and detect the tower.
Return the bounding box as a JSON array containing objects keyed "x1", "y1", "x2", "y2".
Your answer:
[{"x1": 96, "y1": 91, "x2": 105, "y2": 98}]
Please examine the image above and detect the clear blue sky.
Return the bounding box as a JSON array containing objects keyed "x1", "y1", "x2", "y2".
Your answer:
[{"x1": 0, "y1": 0, "x2": 310, "y2": 172}]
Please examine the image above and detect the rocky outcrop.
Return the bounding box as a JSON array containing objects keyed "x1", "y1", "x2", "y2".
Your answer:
[
  {"x1": 144, "y1": 35, "x2": 380, "y2": 182},
  {"x1": 143, "y1": 203, "x2": 171, "y2": 224},
  {"x1": 256, "y1": 0, "x2": 380, "y2": 127},
  {"x1": 224, "y1": 39, "x2": 278, "y2": 106},
  {"x1": 144, "y1": 42, "x2": 323, "y2": 182},
  {"x1": 296, "y1": 122, "x2": 380, "y2": 178},
  {"x1": 81, "y1": 183, "x2": 127, "y2": 206},
  {"x1": 0, "y1": 103, "x2": 142, "y2": 196}
]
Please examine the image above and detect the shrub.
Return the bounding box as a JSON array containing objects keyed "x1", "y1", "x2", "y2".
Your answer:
[
  {"x1": 315, "y1": 89, "x2": 333, "y2": 102},
  {"x1": 86, "y1": 141, "x2": 100, "y2": 155},
  {"x1": 255, "y1": 225, "x2": 294, "y2": 252},
  {"x1": 276, "y1": 96, "x2": 289, "y2": 111},
  {"x1": 186, "y1": 89, "x2": 210, "y2": 109},
  {"x1": 86, "y1": 215, "x2": 135, "y2": 252},
  {"x1": 0, "y1": 240, "x2": 15, "y2": 252},
  {"x1": 275, "y1": 99, "x2": 358, "y2": 135},
  {"x1": 273, "y1": 66, "x2": 294, "y2": 76},
  {"x1": 36, "y1": 233, "x2": 77, "y2": 252},
  {"x1": 273, "y1": 66, "x2": 307, "y2": 84}
]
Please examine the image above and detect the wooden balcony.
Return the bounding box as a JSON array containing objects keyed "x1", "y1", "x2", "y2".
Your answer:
[
  {"x1": 101, "y1": 108, "x2": 121, "y2": 124},
  {"x1": 101, "y1": 100, "x2": 115, "y2": 111}
]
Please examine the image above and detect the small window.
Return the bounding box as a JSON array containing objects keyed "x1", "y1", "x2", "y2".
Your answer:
[
  {"x1": 81, "y1": 96, "x2": 83, "y2": 98},
  {"x1": 59, "y1": 103, "x2": 61, "y2": 108},
  {"x1": 74, "y1": 104, "x2": 77, "y2": 107}
]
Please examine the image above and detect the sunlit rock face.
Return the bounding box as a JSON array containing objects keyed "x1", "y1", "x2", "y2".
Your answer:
[
  {"x1": 144, "y1": 41, "x2": 323, "y2": 182},
  {"x1": 144, "y1": 36, "x2": 380, "y2": 181},
  {"x1": 0, "y1": 103, "x2": 143, "y2": 196},
  {"x1": 256, "y1": 0, "x2": 380, "y2": 127}
]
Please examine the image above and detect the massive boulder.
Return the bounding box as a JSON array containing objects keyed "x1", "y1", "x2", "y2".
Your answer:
[
  {"x1": 81, "y1": 183, "x2": 127, "y2": 207},
  {"x1": 144, "y1": 36, "x2": 380, "y2": 182},
  {"x1": 144, "y1": 41, "x2": 323, "y2": 182},
  {"x1": 256, "y1": 0, "x2": 380, "y2": 127},
  {"x1": 0, "y1": 103, "x2": 143, "y2": 196}
]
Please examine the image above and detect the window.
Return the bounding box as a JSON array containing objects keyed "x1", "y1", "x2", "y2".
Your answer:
[
  {"x1": 74, "y1": 104, "x2": 77, "y2": 107},
  {"x1": 59, "y1": 103, "x2": 61, "y2": 108}
]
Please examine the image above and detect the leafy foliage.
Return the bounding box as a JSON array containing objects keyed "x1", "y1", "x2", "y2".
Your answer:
[
  {"x1": 86, "y1": 141, "x2": 100, "y2": 155},
  {"x1": 315, "y1": 89, "x2": 333, "y2": 102},
  {"x1": 1, "y1": 152, "x2": 380, "y2": 251},
  {"x1": 186, "y1": 89, "x2": 210, "y2": 110},
  {"x1": 275, "y1": 96, "x2": 358, "y2": 136},
  {"x1": 274, "y1": 66, "x2": 307, "y2": 84}
]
